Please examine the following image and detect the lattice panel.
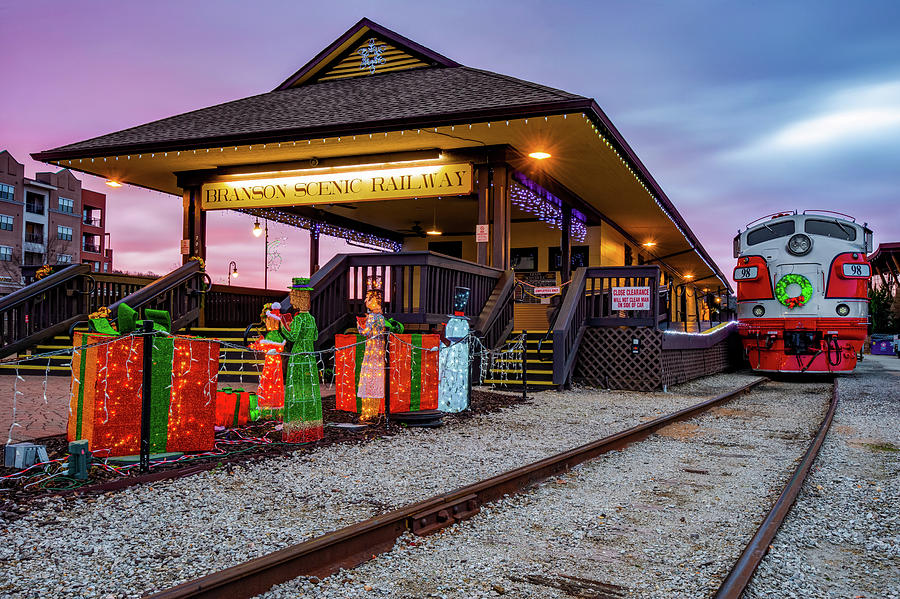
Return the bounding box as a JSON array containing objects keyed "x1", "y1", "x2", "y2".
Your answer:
[
  {"x1": 575, "y1": 327, "x2": 662, "y2": 391},
  {"x1": 661, "y1": 340, "x2": 731, "y2": 388}
]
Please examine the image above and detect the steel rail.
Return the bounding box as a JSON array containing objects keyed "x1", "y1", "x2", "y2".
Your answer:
[
  {"x1": 149, "y1": 377, "x2": 767, "y2": 599},
  {"x1": 714, "y1": 379, "x2": 838, "y2": 598}
]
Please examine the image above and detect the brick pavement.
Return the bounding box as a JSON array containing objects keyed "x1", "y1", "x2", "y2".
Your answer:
[{"x1": 0, "y1": 376, "x2": 71, "y2": 443}]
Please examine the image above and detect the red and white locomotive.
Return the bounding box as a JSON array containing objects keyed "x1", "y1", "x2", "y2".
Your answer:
[{"x1": 734, "y1": 210, "x2": 873, "y2": 373}]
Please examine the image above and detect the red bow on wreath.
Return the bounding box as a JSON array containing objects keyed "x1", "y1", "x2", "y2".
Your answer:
[{"x1": 786, "y1": 296, "x2": 804, "y2": 308}]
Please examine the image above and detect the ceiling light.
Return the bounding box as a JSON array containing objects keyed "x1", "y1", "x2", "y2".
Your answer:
[
  {"x1": 105, "y1": 180, "x2": 122, "y2": 187},
  {"x1": 426, "y1": 228, "x2": 442, "y2": 236},
  {"x1": 643, "y1": 241, "x2": 656, "y2": 247},
  {"x1": 684, "y1": 274, "x2": 694, "y2": 280},
  {"x1": 528, "y1": 152, "x2": 551, "y2": 160}
]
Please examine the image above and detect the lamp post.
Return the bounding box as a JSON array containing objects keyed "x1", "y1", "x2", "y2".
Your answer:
[
  {"x1": 253, "y1": 218, "x2": 268, "y2": 289},
  {"x1": 228, "y1": 261, "x2": 238, "y2": 286}
]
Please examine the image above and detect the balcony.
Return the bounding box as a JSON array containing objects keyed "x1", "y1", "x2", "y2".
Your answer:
[
  {"x1": 25, "y1": 201, "x2": 44, "y2": 215},
  {"x1": 25, "y1": 233, "x2": 44, "y2": 244},
  {"x1": 83, "y1": 216, "x2": 101, "y2": 227},
  {"x1": 83, "y1": 243, "x2": 102, "y2": 254}
]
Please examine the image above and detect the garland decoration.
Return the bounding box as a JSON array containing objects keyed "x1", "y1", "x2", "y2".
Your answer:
[
  {"x1": 775, "y1": 274, "x2": 813, "y2": 309},
  {"x1": 189, "y1": 256, "x2": 206, "y2": 271},
  {"x1": 35, "y1": 264, "x2": 52, "y2": 280}
]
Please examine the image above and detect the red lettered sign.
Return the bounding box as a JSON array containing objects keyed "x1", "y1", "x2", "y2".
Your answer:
[{"x1": 611, "y1": 286, "x2": 651, "y2": 310}]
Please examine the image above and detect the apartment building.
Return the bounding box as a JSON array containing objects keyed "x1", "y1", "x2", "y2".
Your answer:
[{"x1": 0, "y1": 150, "x2": 113, "y2": 294}]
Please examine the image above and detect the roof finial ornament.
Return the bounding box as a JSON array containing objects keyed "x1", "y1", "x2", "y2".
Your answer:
[{"x1": 358, "y1": 38, "x2": 386, "y2": 74}]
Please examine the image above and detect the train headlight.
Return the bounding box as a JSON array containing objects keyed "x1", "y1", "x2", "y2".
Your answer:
[
  {"x1": 787, "y1": 233, "x2": 812, "y2": 256},
  {"x1": 752, "y1": 305, "x2": 765, "y2": 317},
  {"x1": 836, "y1": 303, "x2": 850, "y2": 316}
]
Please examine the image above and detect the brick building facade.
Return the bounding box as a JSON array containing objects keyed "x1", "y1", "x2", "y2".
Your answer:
[{"x1": 0, "y1": 150, "x2": 113, "y2": 294}]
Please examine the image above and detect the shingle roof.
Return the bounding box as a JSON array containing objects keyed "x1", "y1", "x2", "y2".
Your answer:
[{"x1": 39, "y1": 67, "x2": 588, "y2": 158}]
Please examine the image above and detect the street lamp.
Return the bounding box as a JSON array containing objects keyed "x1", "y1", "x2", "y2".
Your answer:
[
  {"x1": 252, "y1": 218, "x2": 269, "y2": 289},
  {"x1": 228, "y1": 261, "x2": 238, "y2": 285}
]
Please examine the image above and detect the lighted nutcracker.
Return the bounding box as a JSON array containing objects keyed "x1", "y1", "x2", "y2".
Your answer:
[
  {"x1": 438, "y1": 286, "x2": 471, "y2": 412},
  {"x1": 280, "y1": 278, "x2": 323, "y2": 443},
  {"x1": 249, "y1": 302, "x2": 286, "y2": 418}
]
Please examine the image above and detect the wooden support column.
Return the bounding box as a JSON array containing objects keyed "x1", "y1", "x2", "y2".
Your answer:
[
  {"x1": 309, "y1": 229, "x2": 320, "y2": 276},
  {"x1": 560, "y1": 205, "x2": 572, "y2": 283},
  {"x1": 490, "y1": 166, "x2": 510, "y2": 270},
  {"x1": 475, "y1": 165, "x2": 490, "y2": 266},
  {"x1": 181, "y1": 186, "x2": 206, "y2": 265}
]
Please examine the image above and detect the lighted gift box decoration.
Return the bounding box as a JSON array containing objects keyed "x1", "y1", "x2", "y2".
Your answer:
[
  {"x1": 215, "y1": 388, "x2": 258, "y2": 427},
  {"x1": 334, "y1": 333, "x2": 440, "y2": 413},
  {"x1": 68, "y1": 304, "x2": 220, "y2": 457}
]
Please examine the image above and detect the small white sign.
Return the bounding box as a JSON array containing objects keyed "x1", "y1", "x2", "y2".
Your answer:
[
  {"x1": 533, "y1": 286, "x2": 560, "y2": 295},
  {"x1": 476, "y1": 224, "x2": 489, "y2": 243},
  {"x1": 842, "y1": 263, "x2": 870, "y2": 278},
  {"x1": 611, "y1": 286, "x2": 651, "y2": 310},
  {"x1": 734, "y1": 266, "x2": 758, "y2": 280}
]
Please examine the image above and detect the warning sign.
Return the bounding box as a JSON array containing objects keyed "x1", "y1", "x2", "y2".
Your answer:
[{"x1": 611, "y1": 286, "x2": 651, "y2": 310}]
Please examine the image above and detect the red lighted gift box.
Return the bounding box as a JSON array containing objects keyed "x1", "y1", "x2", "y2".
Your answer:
[
  {"x1": 215, "y1": 388, "x2": 250, "y2": 427},
  {"x1": 68, "y1": 332, "x2": 220, "y2": 457},
  {"x1": 334, "y1": 333, "x2": 439, "y2": 413}
]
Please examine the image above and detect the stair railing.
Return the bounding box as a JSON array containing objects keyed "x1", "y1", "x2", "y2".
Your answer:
[
  {"x1": 106, "y1": 261, "x2": 209, "y2": 332},
  {"x1": 474, "y1": 269, "x2": 516, "y2": 350},
  {"x1": 551, "y1": 267, "x2": 589, "y2": 386},
  {"x1": 0, "y1": 264, "x2": 93, "y2": 359}
]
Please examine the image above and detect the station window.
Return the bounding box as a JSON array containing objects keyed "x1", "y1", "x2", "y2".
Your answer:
[
  {"x1": 57, "y1": 225, "x2": 73, "y2": 241},
  {"x1": 0, "y1": 184, "x2": 14, "y2": 202},
  {"x1": 427, "y1": 240, "x2": 463, "y2": 259},
  {"x1": 0, "y1": 215, "x2": 13, "y2": 231},
  {"x1": 58, "y1": 197, "x2": 75, "y2": 214},
  {"x1": 0, "y1": 246, "x2": 11, "y2": 261},
  {"x1": 549, "y1": 246, "x2": 589, "y2": 271},
  {"x1": 57, "y1": 253, "x2": 72, "y2": 264},
  {"x1": 511, "y1": 247, "x2": 538, "y2": 272}
]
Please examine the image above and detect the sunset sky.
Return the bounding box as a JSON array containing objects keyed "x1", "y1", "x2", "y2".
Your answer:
[{"x1": 2, "y1": 0, "x2": 898, "y2": 289}]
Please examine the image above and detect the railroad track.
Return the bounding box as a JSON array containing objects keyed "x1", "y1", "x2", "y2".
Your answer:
[{"x1": 148, "y1": 376, "x2": 835, "y2": 599}]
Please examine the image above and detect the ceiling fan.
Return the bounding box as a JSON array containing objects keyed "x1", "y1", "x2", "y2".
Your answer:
[
  {"x1": 398, "y1": 221, "x2": 427, "y2": 237},
  {"x1": 326, "y1": 203, "x2": 357, "y2": 210}
]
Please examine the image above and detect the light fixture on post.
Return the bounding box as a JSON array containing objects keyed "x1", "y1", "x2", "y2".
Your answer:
[
  {"x1": 228, "y1": 261, "x2": 238, "y2": 285},
  {"x1": 251, "y1": 218, "x2": 269, "y2": 288}
]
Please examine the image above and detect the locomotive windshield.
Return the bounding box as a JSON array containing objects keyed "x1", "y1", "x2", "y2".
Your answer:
[
  {"x1": 746, "y1": 220, "x2": 795, "y2": 246},
  {"x1": 804, "y1": 219, "x2": 856, "y2": 241}
]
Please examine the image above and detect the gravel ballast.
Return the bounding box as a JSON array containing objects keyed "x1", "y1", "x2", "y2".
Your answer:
[
  {"x1": 745, "y1": 355, "x2": 900, "y2": 599},
  {"x1": 258, "y1": 378, "x2": 831, "y2": 599},
  {"x1": 0, "y1": 374, "x2": 757, "y2": 598}
]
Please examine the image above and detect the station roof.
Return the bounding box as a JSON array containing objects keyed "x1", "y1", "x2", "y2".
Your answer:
[
  {"x1": 32, "y1": 17, "x2": 729, "y2": 290},
  {"x1": 869, "y1": 242, "x2": 900, "y2": 287}
]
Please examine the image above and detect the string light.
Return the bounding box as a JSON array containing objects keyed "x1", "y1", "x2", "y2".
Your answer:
[
  {"x1": 509, "y1": 175, "x2": 587, "y2": 242},
  {"x1": 238, "y1": 208, "x2": 401, "y2": 252}
]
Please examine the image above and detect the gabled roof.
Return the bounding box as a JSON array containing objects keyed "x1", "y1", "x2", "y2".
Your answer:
[
  {"x1": 34, "y1": 67, "x2": 587, "y2": 158},
  {"x1": 276, "y1": 17, "x2": 460, "y2": 89}
]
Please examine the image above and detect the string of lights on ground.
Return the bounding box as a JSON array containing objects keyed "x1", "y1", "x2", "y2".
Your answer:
[{"x1": 0, "y1": 330, "x2": 527, "y2": 497}]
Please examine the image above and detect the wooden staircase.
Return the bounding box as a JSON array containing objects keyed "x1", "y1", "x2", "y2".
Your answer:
[{"x1": 482, "y1": 329, "x2": 556, "y2": 388}]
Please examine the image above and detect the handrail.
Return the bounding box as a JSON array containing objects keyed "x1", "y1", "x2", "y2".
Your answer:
[
  {"x1": 474, "y1": 270, "x2": 516, "y2": 350},
  {"x1": 108, "y1": 261, "x2": 201, "y2": 314},
  {"x1": 0, "y1": 264, "x2": 89, "y2": 311},
  {"x1": 551, "y1": 267, "x2": 588, "y2": 386},
  {"x1": 0, "y1": 264, "x2": 93, "y2": 359}
]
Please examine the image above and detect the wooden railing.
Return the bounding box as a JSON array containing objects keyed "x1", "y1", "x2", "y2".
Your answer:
[
  {"x1": 90, "y1": 272, "x2": 156, "y2": 310},
  {"x1": 204, "y1": 284, "x2": 285, "y2": 328},
  {"x1": 107, "y1": 261, "x2": 208, "y2": 332},
  {"x1": 0, "y1": 264, "x2": 92, "y2": 358},
  {"x1": 308, "y1": 252, "x2": 505, "y2": 349},
  {"x1": 551, "y1": 265, "x2": 662, "y2": 386},
  {"x1": 474, "y1": 270, "x2": 516, "y2": 350}
]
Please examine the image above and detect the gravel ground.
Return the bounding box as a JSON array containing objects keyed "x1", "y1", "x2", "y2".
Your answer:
[
  {"x1": 745, "y1": 355, "x2": 900, "y2": 599},
  {"x1": 0, "y1": 373, "x2": 757, "y2": 599},
  {"x1": 258, "y1": 378, "x2": 830, "y2": 599}
]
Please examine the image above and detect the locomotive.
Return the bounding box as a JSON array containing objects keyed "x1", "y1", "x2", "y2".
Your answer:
[{"x1": 734, "y1": 210, "x2": 873, "y2": 373}]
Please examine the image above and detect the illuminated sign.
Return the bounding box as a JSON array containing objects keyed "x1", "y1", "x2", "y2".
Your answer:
[{"x1": 201, "y1": 163, "x2": 473, "y2": 210}]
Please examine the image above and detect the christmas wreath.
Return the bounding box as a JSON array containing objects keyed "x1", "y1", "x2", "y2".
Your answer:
[{"x1": 774, "y1": 274, "x2": 813, "y2": 309}]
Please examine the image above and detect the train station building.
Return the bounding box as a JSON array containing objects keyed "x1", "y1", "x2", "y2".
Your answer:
[{"x1": 31, "y1": 18, "x2": 732, "y2": 389}]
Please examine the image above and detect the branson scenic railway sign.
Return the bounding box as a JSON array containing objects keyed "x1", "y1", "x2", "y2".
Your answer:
[{"x1": 201, "y1": 163, "x2": 473, "y2": 209}]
